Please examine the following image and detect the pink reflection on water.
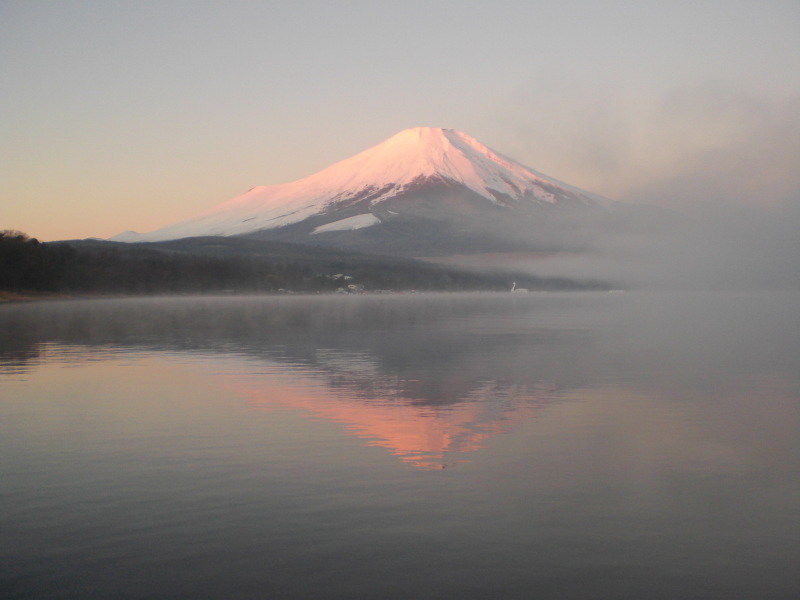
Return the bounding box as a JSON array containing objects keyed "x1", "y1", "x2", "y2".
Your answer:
[{"x1": 233, "y1": 369, "x2": 557, "y2": 469}]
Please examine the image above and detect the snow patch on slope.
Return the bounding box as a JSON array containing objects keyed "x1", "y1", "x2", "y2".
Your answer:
[{"x1": 311, "y1": 213, "x2": 381, "y2": 235}]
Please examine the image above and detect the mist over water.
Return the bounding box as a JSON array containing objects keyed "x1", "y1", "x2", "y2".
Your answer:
[
  {"x1": 498, "y1": 200, "x2": 800, "y2": 292},
  {"x1": 2, "y1": 292, "x2": 799, "y2": 599},
  {"x1": 491, "y1": 80, "x2": 800, "y2": 292}
]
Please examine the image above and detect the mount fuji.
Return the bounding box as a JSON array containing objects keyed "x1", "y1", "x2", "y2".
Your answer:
[{"x1": 112, "y1": 127, "x2": 621, "y2": 256}]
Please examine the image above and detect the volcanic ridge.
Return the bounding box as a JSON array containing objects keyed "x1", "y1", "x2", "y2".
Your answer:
[{"x1": 112, "y1": 127, "x2": 617, "y2": 257}]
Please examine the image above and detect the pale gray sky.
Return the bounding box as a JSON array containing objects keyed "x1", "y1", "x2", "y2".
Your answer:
[{"x1": 2, "y1": 0, "x2": 798, "y2": 240}]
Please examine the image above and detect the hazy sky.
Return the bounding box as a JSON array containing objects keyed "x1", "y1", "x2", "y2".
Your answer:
[{"x1": 2, "y1": 0, "x2": 799, "y2": 241}]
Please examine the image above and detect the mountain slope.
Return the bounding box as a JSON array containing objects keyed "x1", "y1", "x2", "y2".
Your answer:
[{"x1": 112, "y1": 127, "x2": 616, "y2": 255}]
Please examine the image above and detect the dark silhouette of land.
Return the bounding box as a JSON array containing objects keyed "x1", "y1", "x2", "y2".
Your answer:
[{"x1": 1, "y1": 231, "x2": 609, "y2": 297}]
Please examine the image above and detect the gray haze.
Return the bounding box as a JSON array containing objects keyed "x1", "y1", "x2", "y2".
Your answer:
[{"x1": 489, "y1": 82, "x2": 800, "y2": 290}]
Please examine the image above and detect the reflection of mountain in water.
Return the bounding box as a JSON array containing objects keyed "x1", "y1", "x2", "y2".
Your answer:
[
  {"x1": 230, "y1": 350, "x2": 560, "y2": 469},
  {"x1": 0, "y1": 294, "x2": 599, "y2": 468}
]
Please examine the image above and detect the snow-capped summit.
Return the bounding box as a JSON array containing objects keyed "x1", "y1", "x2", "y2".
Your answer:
[
  {"x1": 112, "y1": 127, "x2": 616, "y2": 255},
  {"x1": 331, "y1": 126, "x2": 598, "y2": 205}
]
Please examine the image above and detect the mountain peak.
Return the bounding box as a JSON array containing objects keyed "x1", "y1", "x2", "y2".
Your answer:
[
  {"x1": 393, "y1": 125, "x2": 450, "y2": 136},
  {"x1": 379, "y1": 126, "x2": 481, "y2": 156},
  {"x1": 385, "y1": 126, "x2": 456, "y2": 146},
  {"x1": 306, "y1": 126, "x2": 555, "y2": 203},
  {"x1": 112, "y1": 128, "x2": 610, "y2": 243}
]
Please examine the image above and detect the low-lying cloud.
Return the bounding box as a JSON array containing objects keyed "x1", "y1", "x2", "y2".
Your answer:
[{"x1": 491, "y1": 80, "x2": 800, "y2": 290}]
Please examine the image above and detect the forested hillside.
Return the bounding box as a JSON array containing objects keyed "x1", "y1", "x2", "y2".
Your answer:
[{"x1": 0, "y1": 231, "x2": 607, "y2": 295}]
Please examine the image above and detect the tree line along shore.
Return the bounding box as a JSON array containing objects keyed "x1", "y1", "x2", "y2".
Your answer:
[{"x1": 1, "y1": 230, "x2": 608, "y2": 297}]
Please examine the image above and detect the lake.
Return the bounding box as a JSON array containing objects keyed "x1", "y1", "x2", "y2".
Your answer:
[{"x1": 2, "y1": 292, "x2": 799, "y2": 599}]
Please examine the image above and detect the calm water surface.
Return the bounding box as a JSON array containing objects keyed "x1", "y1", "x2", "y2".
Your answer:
[{"x1": 1, "y1": 292, "x2": 799, "y2": 599}]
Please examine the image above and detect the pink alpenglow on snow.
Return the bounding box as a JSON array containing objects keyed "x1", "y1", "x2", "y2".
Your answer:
[{"x1": 111, "y1": 127, "x2": 610, "y2": 243}]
